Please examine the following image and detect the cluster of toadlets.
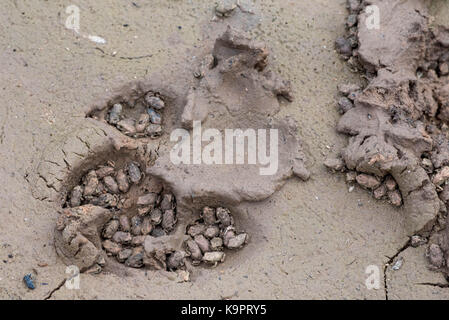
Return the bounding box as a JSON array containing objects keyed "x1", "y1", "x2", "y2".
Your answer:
[
  {"x1": 105, "y1": 92, "x2": 165, "y2": 139},
  {"x1": 55, "y1": 160, "x2": 247, "y2": 273}
]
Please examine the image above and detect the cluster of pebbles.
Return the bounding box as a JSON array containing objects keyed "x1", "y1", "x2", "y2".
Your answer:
[
  {"x1": 106, "y1": 92, "x2": 165, "y2": 139},
  {"x1": 184, "y1": 206, "x2": 248, "y2": 266},
  {"x1": 334, "y1": 0, "x2": 362, "y2": 65},
  {"x1": 65, "y1": 161, "x2": 177, "y2": 268}
]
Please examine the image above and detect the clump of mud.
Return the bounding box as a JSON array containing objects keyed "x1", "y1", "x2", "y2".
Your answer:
[
  {"x1": 89, "y1": 92, "x2": 165, "y2": 139},
  {"x1": 331, "y1": 0, "x2": 449, "y2": 277}
]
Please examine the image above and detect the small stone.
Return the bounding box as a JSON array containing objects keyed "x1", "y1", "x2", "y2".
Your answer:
[
  {"x1": 147, "y1": 108, "x2": 162, "y2": 125},
  {"x1": 356, "y1": 174, "x2": 381, "y2": 190},
  {"x1": 347, "y1": 0, "x2": 361, "y2": 12},
  {"x1": 427, "y1": 244, "x2": 445, "y2": 268},
  {"x1": 117, "y1": 119, "x2": 136, "y2": 135},
  {"x1": 216, "y1": 207, "x2": 233, "y2": 227},
  {"x1": 151, "y1": 227, "x2": 166, "y2": 237},
  {"x1": 103, "y1": 240, "x2": 122, "y2": 255},
  {"x1": 69, "y1": 186, "x2": 83, "y2": 207},
  {"x1": 116, "y1": 169, "x2": 130, "y2": 193},
  {"x1": 215, "y1": 0, "x2": 237, "y2": 17},
  {"x1": 346, "y1": 14, "x2": 357, "y2": 27},
  {"x1": 210, "y1": 237, "x2": 223, "y2": 251},
  {"x1": 202, "y1": 251, "x2": 225, "y2": 264},
  {"x1": 186, "y1": 239, "x2": 202, "y2": 261},
  {"x1": 204, "y1": 225, "x2": 220, "y2": 239},
  {"x1": 337, "y1": 97, "x2": 354, "y2": 114},
  {"x1": 222, "y1": 228, "x2": 236, "y2": 247},
  {"x1": 96, "y1": 166, "x2": 115, "y2": 179},
  {"x1": 388, "y1": 190, "x2": 402, "y2": 207},
  {"x1": 225, "y1": 233, "x2": 248, "y2": 249},
  {"x1": 384, "y1": 176, "x2": 397, "y2": 191},
  {"x1": 112, "y1": 231, "x2": 132, "y2": 244},
  {"x1": 103, "y1": 176, "x2": 119, "y2": 194},
  {"x1": 137, "y1": 193, "x2": 158, "y2": 206},
  {"x1": 410, "y1": 235, "x2": 427, "y2": 247},
  {"x1": 335, "y1": 37, "x2": 352, "y2": 57},
  {"x1": 117, "y1": 249, "x2": 133, "y2": 263},
  {"x1": 337, "y1": 83, "x2": 361, "y2": 96},
  {"x1": 373, "y1": 184, "x2": 387, "y2": 200},
  {"x1": 135, "y1": 113, "x2": 150, "y2": 133},
  {"x1": 119, "y1": 215, "x2": 131, "y2": 232},
  {"x1": 194, "y1": 234, "x2": 211, "y2": 253},
  {"x1": 145, "y1": 95, "x2": 165, "y2": 110},
  {"x1": 89, "y1": 193, "x2": 118, "y2": 208},
  {"x1": 187, "y1": 223, "x2": 206, "y2": 237},
  {"x1": 150, "y1": 208, "x2": 162, "y2": 225},
  {"x1": 127, "y1": 162, "x2": 141, "y2": 184},
  {"x1": 162, "y1": 209, "x2": 176, "y2": 232},
  {"x1": 23, "y1": 274, "x2": 35, "y2": 290},
  {"x1": 102, "y1": 220, "x2": 120, "y2": 239},
  {"x1": 324, "y1": 156, "x2": 345, "y2": 171},
  {"x1": 391, "y1": 257, "x2": 404, "y2": 271},
  {"x1": 432, "y1": 166, "x2": 449, "y2": 186},
  {"x1": 167, "y1": 251, "x2": 186, "y2": 270},
  {"x1": 146, "y1": 124, "x2": 162, "y2": 138},
  {"x1": 439, "y1": 184, "x2": 449, "y2": 203},
  {"x1": 108, "y1": 103, "x2": 122, "y2": 125}
]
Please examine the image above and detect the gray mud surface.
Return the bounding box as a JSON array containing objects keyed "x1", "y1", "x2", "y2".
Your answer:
[{"x1": 1, "y1": 0, "x2": 449, "y2": 299}]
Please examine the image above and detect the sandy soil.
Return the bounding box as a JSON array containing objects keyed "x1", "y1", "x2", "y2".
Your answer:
[{"x1": 1, "y1": 0, "x2": 448, "y2": 299}]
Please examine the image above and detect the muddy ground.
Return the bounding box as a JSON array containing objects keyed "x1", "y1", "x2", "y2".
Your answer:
[{"x1": 1, "y1": 0, "x2": 449, "y2": 300}]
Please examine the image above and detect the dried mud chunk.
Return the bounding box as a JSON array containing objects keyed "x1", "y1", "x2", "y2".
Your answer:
[
  {"x1": 337, "y1": 97, "x2": 354, "y2": 114},
  {"x1": 216, "y1": 207, "x2": 233, "y2": 227},
  {"x1": 108, "y1": 103, "x2": 122, "y2": 125},
  {"x1": 126, "y1": 247, "x2": 144, "y2": 268},
  {"x1": 103, "y1": 240, "x2": 122, "y2": 255},
  {"x1": 346, "y1": 171, "x2": 357, "y2": 182},
  {"x1": 384, "y1": 176, "x2": 397, "y2": 191},
  {"x1": 203, "y1": 251, "x2": 225, "y2": 264},
  {"x1": 119, "y1": 215, "x2": 131, "y2": 232},
  {"x1": 145, "y1": 95, "x2": 165, "y2": 110},
  {"x1": 187, "y1": 223, "x2": 206, "y2": 237},
  {"x1": 112, "y1": 231, "x2": 132, "y2": 244},
  {"x1": 132, "y1": 235, "x2": 146, "y2": 246},
  {"x1": 54, "y1": 205, "x2": 113, "y2": 271},
  {"x1": 83, "y1": 171, "x2": 99, "y2": 196},
  {"x1": 103, "y1": 176, "x2": 119, "y2": 194},
  {"x1": 335, "y1": 37, "x2": 352, "y2": 57},
  {"x1": 127, "y1": 162, "x2": 142, "y2": 184},
  {"x1": 162, "y1": 209, "x2": 176, "y2": 232},
  {"x1": 215, "y1": 0, "x2": 237, "y2": 17},
  {"x1": 204, "y1": 225, "x2": 220, "y2": 239},
  {"x1": 117, "y1": 248, "x2": 133, "y2": 263},
  {"x1": 167, "y1": 251, "x2": 186, "y2": 270},
  {"x1": 427, "y1": 244, "x2": 445, "y2": 268},
  {"x1": 388, "y1": 190, "x2": 402, "y2": 207},
  {"x1": 356, "y1": 174, "x2": 381, "y2": 190},
  {"x1": 146, "y1": 178, "x2": 163, "y2": 194},
  {"x1": 194, "y1": 234, "x2": 211, "y2": 253},
  {"x1": 439, "y1": 184, "x2": 449, "y2": 203},
  {"x1": 225, "y1": 233, "x2": 248, "y2": 249},
  {"x1": 102, "y1": 220, "x2": 119, "y2": 239},
  {"x1": 117, "y1": 119, "x2": 136, "y2": 135},
  {"x1": 116, "y1": 169, "x2": 130, "y2": 193},
  {"x1": 210, "y1": 237, "x2": 223, "y2": 251},
  {"x1": 186, "y1": 239, "x2": 202, "y2": 261},
  {"x1": 69, "y1": 186, "x2": 83, "y2": 207}
]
